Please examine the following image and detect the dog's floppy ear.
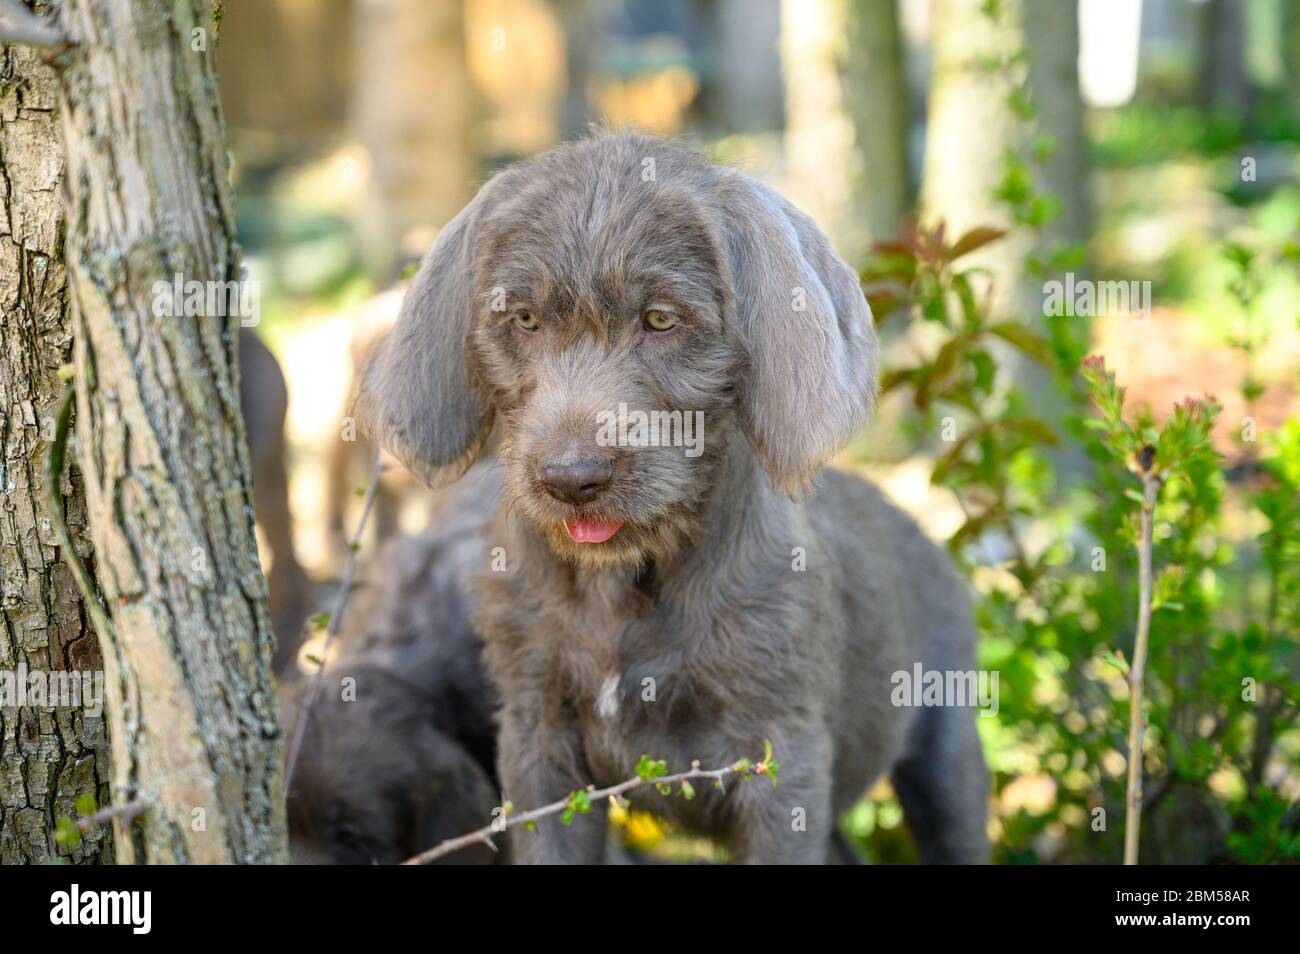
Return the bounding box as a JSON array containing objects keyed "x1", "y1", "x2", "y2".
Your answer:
[
  {"x1": 355, "y1": 177, "x2": 505, "y2": 487},
  {"x1": 719, "y1": 174, "x2": 878, "y2": 494}
]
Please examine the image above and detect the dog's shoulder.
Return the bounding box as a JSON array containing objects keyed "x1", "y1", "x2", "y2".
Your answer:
[
  {"x1": 809, "y1": 465, "x2": 961, "y2": 582},
  {"x1": 808, "y1": 465, "x2": 911, "y2": 534}
]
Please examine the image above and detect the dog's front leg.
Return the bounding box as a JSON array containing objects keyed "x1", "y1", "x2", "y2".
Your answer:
[
  {"x1": 497, "y1": 709, "x2": 607, "y2": 865},
  {"x1": 728, "y1": 733, "x2": 835, "y2": 864}
]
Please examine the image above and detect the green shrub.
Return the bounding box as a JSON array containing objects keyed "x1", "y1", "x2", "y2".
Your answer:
[{"x1": 859, "y1": 223, "x2": 1300, "y2": 864}]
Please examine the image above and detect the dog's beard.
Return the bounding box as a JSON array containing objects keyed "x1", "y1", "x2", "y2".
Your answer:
[
  {"x1": 499, "y1": 430, "x2": 710, "y2": 569},
  {"x1": 537, "y1": 511, "x2": 698, "y2": 569},
  {"x1": 501, "y1": 471, "x2": 698, "y2": 570}
]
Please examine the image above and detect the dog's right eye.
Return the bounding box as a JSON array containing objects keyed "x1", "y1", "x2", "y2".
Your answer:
[{"x1": 513, "y1": 311, "x2": 539, "y2": 331}]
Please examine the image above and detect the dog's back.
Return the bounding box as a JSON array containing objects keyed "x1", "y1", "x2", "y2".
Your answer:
[{"x1": 809, "y1": 467, "x2": 988, "y2": 861}]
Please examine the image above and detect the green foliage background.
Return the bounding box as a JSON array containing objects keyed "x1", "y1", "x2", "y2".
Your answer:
[{"x1": 842, "y1": 7, "x2": 1300, "y2": 862}]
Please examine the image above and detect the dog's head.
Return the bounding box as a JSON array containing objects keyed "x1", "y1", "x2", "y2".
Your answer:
[{"x1": 357, "y1": 132, "x2": 877, "y2": 567}]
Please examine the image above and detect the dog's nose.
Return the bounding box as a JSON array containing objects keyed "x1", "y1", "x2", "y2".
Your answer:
[{"x1": 538, "y1": 458, "x2": 612, "y2": 505}]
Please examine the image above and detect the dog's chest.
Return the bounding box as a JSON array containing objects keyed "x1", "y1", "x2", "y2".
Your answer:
[{"x1": 543, "y1": 583, "x2": 717, "y2": 783}]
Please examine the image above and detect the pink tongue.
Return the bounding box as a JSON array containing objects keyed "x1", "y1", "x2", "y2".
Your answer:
[{"x1": 563, "y1": 517, "x2": 623, "y2": 543}]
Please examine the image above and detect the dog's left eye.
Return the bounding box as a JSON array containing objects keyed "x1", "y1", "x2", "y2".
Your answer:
[
  {"x1": 642, "y1": 309, "x2": 678, "y2": 332},
  {"x1": 513, "y1": 311, "x2": 539, "y2": 331}
]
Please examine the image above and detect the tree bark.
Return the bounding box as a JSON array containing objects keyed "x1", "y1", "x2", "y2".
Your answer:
[
  {"x1": 56, "y1": 0, "x2": 286, "y2": 863},
  {"x1": 0, "y1": 1, "x2": 112, "y2": 865}
]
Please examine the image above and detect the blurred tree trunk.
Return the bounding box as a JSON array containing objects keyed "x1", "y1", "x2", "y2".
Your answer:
[
  {"x1": 0, "y1": 6, "x2": 112, "y2": 865},
  {"x1": 1024, "y1": 0, "x2": 1089, "y2": 256},
  {"x1": 56, "y1": 0, "x2": 286, "y2": 863},
  {"x1": 782, "y1": 0, "x2": 909, "y2": 265},
  {"x1": 353, "y1": 0, "x2": 474, "y2": 280},
  {"x1": 704, "y1": 0, "x2": 783, "y2": 135},
  {"x1": 924, "y1": 0, "x2": 1090, "y2": 470},
  {"x1": 216, "y1": 0, "x2": 353, "y2": 153},
  {"x1": 1196, "y1": 0, "x2": 1252, "y2": 120},
  {"x1": 921, "y1": 0, "x2": 1027, "y2": 319},
  {"x1": 557, "y1": 0, "x2": 594, "y2": 140},
  {"x1": 1022, "y1": 0, "x2": 1091, "y2": 477},
  {"x1": 845, "y1": 0, "x2": 911, "y2": 241},
  {"x1": 1286, "y1": 0, "x2": 1300, "y2": 121}
]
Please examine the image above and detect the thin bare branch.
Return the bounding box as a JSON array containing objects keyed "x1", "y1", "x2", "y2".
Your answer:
[
  {"x1": 284, "y1": 451, "x2": 384, "y2": 788},
  {"x1": 75, "y1": 799, "x2": 148, "y2": 833},
  {"x1": 403, "y1": 753, "x2": 775, "y2": 865}
]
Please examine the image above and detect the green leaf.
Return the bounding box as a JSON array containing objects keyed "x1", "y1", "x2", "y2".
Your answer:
[
  {"x1": 561, "y1": 789, "x2": 591, "y2": 825},
  {"x1": 54, "y1": 818, "x2": 80, "y2": 848},
  {"x1": 987, "y1": 322, "x2": 1053, "y2": 366},
  {"x1": 931, "y1": 338, "x2": 962, "y2": 382},
  {"x1": 634, "y1": 754, "x2": 668, "y2": 780},
  {"x1": 1100, "y1": 650, "x2": 1129, "y2": 675},
  {"x1": 1003, "y1": 415, "x2": 1060, "y2": 447}
]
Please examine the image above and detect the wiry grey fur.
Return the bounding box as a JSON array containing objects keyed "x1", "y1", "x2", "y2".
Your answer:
[{"x1": 358, "y1": 131, "x2": 988, "y2": 863}]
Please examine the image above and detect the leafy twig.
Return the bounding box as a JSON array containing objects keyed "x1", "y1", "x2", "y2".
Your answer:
[
  {"x1": 55, "y1": 798, "x2": 149, "y2": 849},
  {"x1": 74, "y1": 799, "x2": 148, "y2": 833},
  {"x1": 1081, "y1": 355, "x2": 1220, "y2": 864},
  {"x1": 402, "y1": 746, "x2": 780, "y2": 865}
]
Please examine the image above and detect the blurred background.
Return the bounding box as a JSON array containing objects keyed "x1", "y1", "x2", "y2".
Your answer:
[{"x1": 219, "y1": 0, "x2": 1300, "y2": 863}]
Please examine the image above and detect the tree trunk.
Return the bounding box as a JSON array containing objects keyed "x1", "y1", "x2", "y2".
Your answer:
[
  {"x1": 56, "y1": 0, "x2": 286, "y2": 864},
  {"x1": 353, "y1": 0, "x2": 474, "y2": 280},
  {"x1": 921, "y1": 0, "x2": 1028, "y2": 320},
  {"x1": 215, "y1": 0, "x2": 353, "y2": 153},
  {"x1": 844, "y1": 0, "x2": 911, "y2": 241},
  {"x1": 782, "y1": 0, "x2": 910, "y2": 265},
  {"x1": 1023, "y1": 0, "x2": 1089, "y2": 254},
  {"x1": 1197, "y1": 0, "x2": 1252, "y2": 119},
  {"x1": 0, "y1": 2, "x2": 112, "y2": 865}
]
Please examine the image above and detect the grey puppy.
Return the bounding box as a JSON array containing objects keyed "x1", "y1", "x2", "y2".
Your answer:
[
  {"x1": 282, "y1": 474, "x2": 503, "y2": 864},
  {"x1": 358, "y1": 131, "x2": 988, "y2": 864}
]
